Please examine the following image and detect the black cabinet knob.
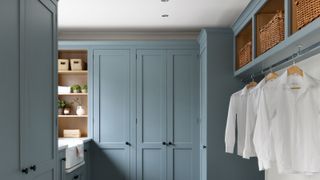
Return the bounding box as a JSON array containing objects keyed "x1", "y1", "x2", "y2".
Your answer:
[
  {"x1": 203, "y1": 145, "x2": 207, "y2": 149},
  {"x1": 30, "y1": 165, "x2": 37, "y2": 171},
  {"x1": 168, "y1": 142, "x2": 173, "y2": 146},
  {"x1": 21, "y1": 168, "x2": 29, "y2": 174},
  {"x1": 84, "y1": 149, "x2": 88, "y2": 153},
  {"x1": 162, "y1": 142, "x2": 167, "y2": 145},
  {"x1": 62, "y1": 158, "x2": 66, "y2": 161},
  {"x1": 125, "y1": 142, "x2": 131, "y2": 146},
  {"x1": 73, "y1": 175, "x2": 79, "y2": 179}
]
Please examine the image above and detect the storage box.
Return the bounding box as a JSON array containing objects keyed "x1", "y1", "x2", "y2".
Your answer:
[
  {"x1": 259, "y1": 11, "x2": 285, "y2": 54},
  {"x1": 238, "y1": 41, "x2": 252, "y2": 68},
  {"x1": 58, "y1": 59, "x2": 69, "y2": 71},
  {"x1": 70, "y1": 59, "x2": 84, "y2": 71},
  {"x1": 58, "y1": 86, "x2": 71, "y2": 94},
  {"x1": 63, "y1": 129, "x2": 81, "y2": 138}
]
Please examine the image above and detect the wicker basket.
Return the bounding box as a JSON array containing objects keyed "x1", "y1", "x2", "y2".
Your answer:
[
  {"x1": 259, "y1": 11, "x2": 285, "y2": 54},
  {"x1": 238, "y1": 41, "x2": 252, "y2": 68},
  {"x1": 295, "y1": 0, "x2": 320, "y2": 29}
]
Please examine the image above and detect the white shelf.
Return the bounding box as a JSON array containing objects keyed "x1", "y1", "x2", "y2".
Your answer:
[
  {"x1": 58, "y1": 115, "x2": 88, "y2": 118},
  {"x1": 58, "y1": 93, "x2": 87, "y2": 96},
  {"x1": 58, "y1": 71, "x2": 88, "y2": 75}
]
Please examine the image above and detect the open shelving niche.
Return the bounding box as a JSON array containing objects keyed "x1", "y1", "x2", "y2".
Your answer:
[
  {"x1": 58, "y1": 50, "x2": 88, "y2": 138},
  {"x1": 235, "y1": 20, "x2": 253, "y2": 70},
  {"x1": 233, "y1": 0, "x2": 320, "y2": 79}
]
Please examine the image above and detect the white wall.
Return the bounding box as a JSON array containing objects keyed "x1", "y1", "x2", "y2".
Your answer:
[{"x1": 266, "y1": 52, "x2": 320, "y2": 180}]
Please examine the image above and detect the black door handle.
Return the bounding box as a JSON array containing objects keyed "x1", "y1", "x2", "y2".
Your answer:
[
  {"x1": 125, "y1": 142, "x2": 131, "y2": 146},
  {"x1": 162, "y1": 142, "x2": 167, "y2": 146},
  {"x1": 21, "y1": 168, "x2": 29, "y2": 174},
  {"x1": 30, "y1": 165, "x2": 37, "y2": 171}
]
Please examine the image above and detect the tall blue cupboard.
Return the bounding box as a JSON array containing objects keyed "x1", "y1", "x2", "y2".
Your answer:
[{"x1": 0, "y1": 0, "x2": 58, "y2": 180}]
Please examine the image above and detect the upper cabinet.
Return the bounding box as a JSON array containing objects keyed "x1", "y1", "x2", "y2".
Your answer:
[{"x1": 233, "y1": 0, "x2": 320, "y2": 79}]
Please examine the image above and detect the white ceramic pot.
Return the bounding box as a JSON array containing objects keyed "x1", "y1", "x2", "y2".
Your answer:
[{"x1": 76, "y1": 106, "x2": 85, "y2": 116}]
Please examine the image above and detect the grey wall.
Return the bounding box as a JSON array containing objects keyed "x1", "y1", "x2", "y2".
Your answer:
[{"x1": 202, "y1": 28, "x2": 264, "y2": 180}]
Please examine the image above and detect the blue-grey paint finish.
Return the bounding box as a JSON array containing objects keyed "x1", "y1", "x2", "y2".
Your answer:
[
  {"x1": 166, "y1": 50, "x2": 200, "y2": 180},
  {"x1": 21, "y1": 0, "x2": 58, "y2": 180},
  {"x1": 93, "y1": 49, "x2": 134, "y2": 180},
  {"x1": 0, "y1": 0, "x2": 57, "y2": 180},
  {"x1": 0, "y1": 0, "x2": 22, "y2": 180},
  {"x1": 198, "y1": 28, "x2": 264, "y2": 180},
  {"x1": 232, "y1": 0, "x2": 320, "y2": 79},
  {"x1": 137, "y1": 50, "x2": 167, "y2": 180},
  {"x1": 58, "y1": 149, "x2": 66, "y2": 180}
]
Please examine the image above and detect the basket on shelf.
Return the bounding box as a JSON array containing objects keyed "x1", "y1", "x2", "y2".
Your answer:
[
  {"x1": 295, "y1": 0, "x2": 320, "y2": 29},
  {"x1": 238, "y1": 41, "x2": 252, "y2": 68},
  {"x1": 259, "y1": 11, "x2": 285, "y2": 55}
]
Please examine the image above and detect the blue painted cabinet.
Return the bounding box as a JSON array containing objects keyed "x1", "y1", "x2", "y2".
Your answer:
[
  {"x1": 137, "y1": 50, "x2": 167, "y2": 180},
  {"x1": 0, "y1": 0, "x2": 57, "y2": 180},
  {"x1": 93, "y1": 49, "x2": 136, "y2": 180},
  {"x1": 137, "y1": 50, "x2": 200, "y2": 180}
]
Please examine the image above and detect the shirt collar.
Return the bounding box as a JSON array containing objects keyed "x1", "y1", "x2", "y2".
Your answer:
[{"x1": 278, "y1": 71, "x2": 318, "y2": 90}]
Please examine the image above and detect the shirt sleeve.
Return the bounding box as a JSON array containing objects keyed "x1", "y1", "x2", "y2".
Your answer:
[
  {"x1": 225, "y1": 94, "x2": 237, "y2": 154},
  {"x1": 243, "y1": 92, "x2": 257, "y2": 159},
  {"x1": 253, "y1": 89, "x2": 273, "y2": 170}
]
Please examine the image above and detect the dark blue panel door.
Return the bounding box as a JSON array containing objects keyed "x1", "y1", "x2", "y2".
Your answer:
[
  {"x1": 166, "y1": 50, "x2": 200, "y2": 180},
  {"x1": 137, "y1": 50, "x2": 167, "y2": 180},
  {"x1": 93, "y1": 49, "x2": 134, "y2": 180}
]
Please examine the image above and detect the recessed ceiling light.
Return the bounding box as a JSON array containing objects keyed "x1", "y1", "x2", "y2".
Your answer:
[
  {"x1": 161, "y1": 0, "x2": 169, "y2": 2},
  {"x1": 161, "y1": 14, "x2": 169, "y2": 17}
]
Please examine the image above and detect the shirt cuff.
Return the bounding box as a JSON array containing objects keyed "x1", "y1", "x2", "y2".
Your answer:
[{"x1": 225, "y1": 145, "x2": 234, "y2": 154}]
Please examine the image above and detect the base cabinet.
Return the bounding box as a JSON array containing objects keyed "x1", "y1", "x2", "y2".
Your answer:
[{"x1": 65, "y1": 166, "x2": 85, "y2": 180}]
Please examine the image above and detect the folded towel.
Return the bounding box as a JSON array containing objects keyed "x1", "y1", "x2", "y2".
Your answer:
[{"x1": 76, "y1": 144, "x2": 84, "y2": 158}]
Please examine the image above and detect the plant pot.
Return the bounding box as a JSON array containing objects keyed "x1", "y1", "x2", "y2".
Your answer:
[
  {"x1": 72, "y1": 89, "x2": 80, "y2": 93},
  {"x1": 81, "y1": 89, "x2": 87, "y2": 93},
  {"x1": 76, "y1": 106, "x2": 85, "y2": 116},
  {"x1": 58, "y1": 108, "x2": 64, "y2": 115},
  {"x1": 63, "y1": 108, "x2": 71, "y2": 115}
]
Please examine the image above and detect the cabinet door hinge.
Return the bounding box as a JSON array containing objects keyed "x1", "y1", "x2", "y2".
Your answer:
[{"x1": 136, "y1": 54, "x2": 138, "y2": 60}]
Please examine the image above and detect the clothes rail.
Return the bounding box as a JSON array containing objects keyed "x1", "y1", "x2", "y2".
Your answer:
[{"x1": 241, "y1": 41, "x2": 320, "y2": 83}]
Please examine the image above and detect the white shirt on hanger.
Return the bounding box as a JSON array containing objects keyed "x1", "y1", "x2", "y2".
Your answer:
[
  {"x1": 225, "y1": 86, "x2": 250, "y2": 156},
  {"x1": 243, "y1": 79, "x2": 266, "y2": 159},
  {"x1": 254, "y1": 72, "x2": 320, "y2": 174}
]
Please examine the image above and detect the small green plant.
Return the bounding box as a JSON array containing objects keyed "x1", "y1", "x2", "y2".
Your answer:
[
  {"x1": 82, "y1": 84, "x2": 87, "y2": 90},
  {"x1": 71, "y1": 97, "x2": 82, "y2": 106},
  {"x1": 71, "y1": 84, "x2": 81, "y2": 93},
  {"x1": 57, "y1": 99, "x2": 66, "y2": 109}
]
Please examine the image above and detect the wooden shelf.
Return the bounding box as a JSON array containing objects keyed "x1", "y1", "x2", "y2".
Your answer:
[
  {"x1": 58, "y1": 71, "x2": 88, "y2": 75},
  {"x1": 58, "y1": 93, "x2": 87, "y2": 96},
  {"x1": 58, "y1": 115, "x2": 88, "y2": 118}
]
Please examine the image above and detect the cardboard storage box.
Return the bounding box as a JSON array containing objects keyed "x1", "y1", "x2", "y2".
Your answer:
[
  {"x1": 63, "y1": 129, "x2": 81, "y2": 138},
  {"x1": 58, "y1": 59, "x2": 69, "y2": 71},
  {"x1": 70, "y1": 59, "x2": 84, "y2": 71}
]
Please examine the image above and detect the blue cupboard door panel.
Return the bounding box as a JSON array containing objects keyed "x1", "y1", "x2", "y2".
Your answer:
[
  {"x1": 166, "y1": 50, "x2": 200, "y2": 180},
  {"x1": 21, "y1": 0, "x2": 57, "y2": 179},
  {"x1": 137, "y1": 50, "x2": 167, "y2": 180},
  {"x1": 93, "y1": 49, "x2": 132, "y2": 180},
  {"x1": 199, "y1": 49, "x2": 207, "y2": 180}
]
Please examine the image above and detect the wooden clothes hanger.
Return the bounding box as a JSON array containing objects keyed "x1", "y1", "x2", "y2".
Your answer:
[
  {"x1": 287, "y1": 46, "x2": 304, "y2": 77},
  {"x1": 265, "y1": 67, "x2": 279, "y2": 82},
  {"x1": 246, "y1": 75, "x2": 257, "y2": 89}
]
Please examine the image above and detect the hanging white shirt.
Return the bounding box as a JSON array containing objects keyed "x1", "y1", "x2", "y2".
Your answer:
[
  {"x1": 243, "y1": 79, "x2": 266, "y2": 159},
  {"x1": 254, "y1": 72, "x2": 320, "y2": 174},
  {"x1": 225, "y1": 86, "x2": 250, "y2": 156}
]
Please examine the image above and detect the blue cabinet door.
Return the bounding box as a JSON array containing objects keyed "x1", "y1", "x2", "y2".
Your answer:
[
  {"x1": 137, "y1": 50, "x2": 167, "y2": 180},
  {"x1": 166, "y1": 50, "x2": 200, "y2": 180},
  {"x1": 199, "y1": 49, "x2": 207, "y2": 180},
  {"x1": 21, "y1": 0, "x2": 58, "y2": 180},
  {"x1": 93, "y1": 49, "x2": 135, "y2": 180}
]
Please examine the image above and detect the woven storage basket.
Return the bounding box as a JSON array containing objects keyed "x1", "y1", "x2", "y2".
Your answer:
[
  {"x1": 259, "y1": 11, "x2": 285, "y2": 54},
  {"x1": 295, "y1": 0, "x2": 320, "y2": 29},
  {"x1": 238, "y1": 41, "x2": 252, "y2": 68}
]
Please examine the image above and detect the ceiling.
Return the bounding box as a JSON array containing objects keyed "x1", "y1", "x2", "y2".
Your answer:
[{"x1": 58, "y1": 0, "x2": 251, "y2": 31}]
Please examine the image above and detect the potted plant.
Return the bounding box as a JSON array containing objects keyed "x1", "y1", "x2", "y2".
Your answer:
[
  {"x1": 57, "y1": 99, "x2": 66, "y2": 115},
  {"x1": 71, "y1": 84, "x2": 81, "y2": 93},
  {"x1": 81, "y1": 84, "x2": 88, "y2": 93},
  {"x1": 63, "y1": 103, "x2": 71, "y2": 115},
  {"x1": 72, "y1": 97, "x2": 86, "y2": 116}
]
